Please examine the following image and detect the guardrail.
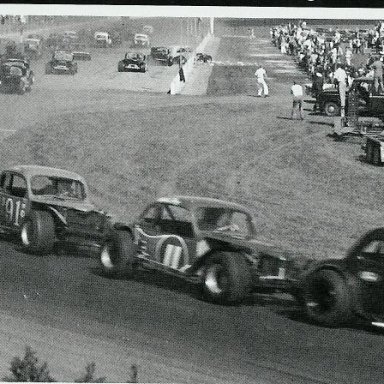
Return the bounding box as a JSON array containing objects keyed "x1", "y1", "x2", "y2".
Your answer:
[{"x1": 169, "y1": 32, "x2": 213, "y2": 95}]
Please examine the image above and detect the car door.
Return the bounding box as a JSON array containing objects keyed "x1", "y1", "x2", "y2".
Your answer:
[
  {"x1": 0, "y1": 172, "x2": 29, "y2": 230},
  {"x1": 134, "y1": 203, "x2": 196, "y2": 272},
  {"x1": 349, "y1": 238, "x2": 384, "y2": 318}
]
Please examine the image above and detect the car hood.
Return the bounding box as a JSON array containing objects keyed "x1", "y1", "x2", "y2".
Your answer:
[
  {"x1": 203, "y1": 231, "x2": 298, "y2": 259},
  {"x1": 30, "y1": 196, "x2": 98, "y2": 212}
]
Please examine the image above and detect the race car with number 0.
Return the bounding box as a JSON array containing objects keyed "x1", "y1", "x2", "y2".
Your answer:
[
  {"x1": 0, "y1": 165, "x2": 114, "y2": 255},
  {"x1": 99, "y1": 196, "x2": 310, "y2": 305}
]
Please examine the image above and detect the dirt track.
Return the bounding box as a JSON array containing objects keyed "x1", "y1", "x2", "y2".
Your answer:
[{"x1": 1, "y1": 19, "x2": 384, "y2": 383}]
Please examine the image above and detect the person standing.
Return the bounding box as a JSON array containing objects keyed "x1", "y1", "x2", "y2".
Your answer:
[
  {"x1": 333, "y1": 64, "x2": 348, "y2": 118},
  {"x1": 371, "y1": 56, "x2": 384, "y2": 94},
  {"x1": 255, "y1": 64, "x2": 269, "y2": 97},
  {"x1": 290, "y1": 81, "x2": 304, "y2": 120}
]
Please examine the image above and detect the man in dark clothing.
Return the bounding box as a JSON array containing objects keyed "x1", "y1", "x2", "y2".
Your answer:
[{"x1": 312, "y1": 71, "x2": 324, "y2": 112}]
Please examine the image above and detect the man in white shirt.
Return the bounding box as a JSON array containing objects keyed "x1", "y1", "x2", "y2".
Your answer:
[
  {"x1": 255, "y1": 65, "x2": 269, "y2": 97},
  {"x1": 290, "y1": 81, "x2": 304, "y2": 120},
  {"x1": 333, "y1": 64, "x2": 347, "y2": 117}
]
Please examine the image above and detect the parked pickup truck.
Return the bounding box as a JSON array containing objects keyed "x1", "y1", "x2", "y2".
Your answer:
[{"x1": 314, "y1": 77, "x2": 384, "y2": 118}]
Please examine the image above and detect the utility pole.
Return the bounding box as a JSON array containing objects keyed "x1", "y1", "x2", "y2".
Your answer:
[{"x1": 210, "y1": 17, "x2": 214, "y2": 36}]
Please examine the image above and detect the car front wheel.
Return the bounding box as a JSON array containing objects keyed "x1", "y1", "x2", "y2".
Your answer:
[
  {"x1": 203, "y1": 252, "x2": 251, "y2": 305},
  {"x1": 324, "y1": 101, "x2": 340, "y2": 117},
  {"x1": 21, "y1": 210, "x2": 55, "y2": 254},
  {"x1": 303, "y1": 269, "x2": 352, "y2": 327},
  {"x1": 99, "y1": 230, "x2": 136, "y2": 278}
]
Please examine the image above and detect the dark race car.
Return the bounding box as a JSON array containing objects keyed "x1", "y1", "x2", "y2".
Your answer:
[
  {"x1": 196, "y1": 52, "x2": 213, "y2": 63},
  {"x1": 0, "y1": 58, "x2": 34, "y2": 94},
  {"x1": 99, "y1": 196, "x2": 310, "y2": 305},
  {"x1": 150, "y1": 46, "x2": 172, "y2": 66},
  {"x1": 300, "y1": 228, "x2": 384, "y2": 328},
  {"x1": 118, "y1": 52, "x2": 147, "y2": 73},
  {"x1": 0, "y1": 165, "x2": 115, "y2": 255},
  {"x1": 45, "y1": 51, "x2": 78, "y2": 75}
]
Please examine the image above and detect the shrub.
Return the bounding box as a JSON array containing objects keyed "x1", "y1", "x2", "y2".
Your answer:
[{"x1": 3, "y1": 346, "x2": 55, "y2": 382}]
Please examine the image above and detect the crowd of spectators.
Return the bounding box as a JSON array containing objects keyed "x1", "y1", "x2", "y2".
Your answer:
[{"x1": 271, "y1": 20, "x2": 384, "y2": 96}]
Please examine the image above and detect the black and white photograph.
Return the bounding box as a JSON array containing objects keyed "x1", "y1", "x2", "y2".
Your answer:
[{"x1": 0, "y1": 3, "x2": 384, "y2": 383}]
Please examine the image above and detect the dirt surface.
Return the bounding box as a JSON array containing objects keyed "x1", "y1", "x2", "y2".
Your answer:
[{"x1": 0, "y1": 19, "x2": 384, "y2": 383}]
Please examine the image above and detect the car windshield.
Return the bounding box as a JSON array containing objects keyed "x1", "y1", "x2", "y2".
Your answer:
[
  {"x1": 31, "y1": 175, "x2": 85, "y2": 200},
  {"x1": 195, "y1": 207, "x2": 253, "y2": 237}
]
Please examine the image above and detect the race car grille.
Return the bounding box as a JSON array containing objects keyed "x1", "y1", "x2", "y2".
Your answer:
[{"x1": 66, "y1": 210, "x2": 106, "y2": 231}]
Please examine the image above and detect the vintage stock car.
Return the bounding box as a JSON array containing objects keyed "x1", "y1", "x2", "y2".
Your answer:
[
  {"x1": 99, "y1": 196, "x2": 311, "y2": 304},
  {"x1": 118, "y1": 52, "x2": 147, "y2": 72},
  {"x1": 0, "y1": 165, "x2": 114, "y2": 254}
]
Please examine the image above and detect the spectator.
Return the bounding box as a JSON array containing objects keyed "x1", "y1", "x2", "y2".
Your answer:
[
  {"x1": 333, "y1": 64, "x2": 348, "y2": 118},
  {"x1": 255, "y1": 64, "x2": 269, "y2": 97},
  {"x1": 345, "y1": 47, "x2": 353, "y2": 66},
  {"x1": 371, "y1": 56, "x2": 384, "y2": 94},
  {"x1": 290, "y1": 81, "x2": 304, "y2": 120},
  {"x1": 312, "y1": 71, "x2": 324, "y2": 112}
]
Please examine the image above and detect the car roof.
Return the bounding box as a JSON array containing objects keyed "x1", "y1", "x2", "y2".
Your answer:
[
  {"x1": 156, "y1": 195, "x2": 252, "y2": 213},
  {"x1": 135, "y1": 33, "x2": 148, "y2": 38},
  {"x1": 4, "y1": 165, "x2": 86, "y2": 182}
]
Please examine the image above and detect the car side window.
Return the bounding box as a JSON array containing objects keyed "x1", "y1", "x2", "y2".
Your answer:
[
  {"x1": 10, "y1": 174, "x2": 27, "y2": 198},
  {"x1": 141, "y1": 204, "x2": 160, "y2": 224},
  {"x1": 160, "y1": 204, "x2": 194, "y2": 238},
  {"x1": 0, "y1": 172, "x2": 12, "y2": 193}
]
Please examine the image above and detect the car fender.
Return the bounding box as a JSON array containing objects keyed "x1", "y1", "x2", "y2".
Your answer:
[
  {"x1": 47, "y1": 205, "x2": 67, "y2": 226},
  {"x1": 113, "y1": 222, "x2": 134, "y2": 235}
]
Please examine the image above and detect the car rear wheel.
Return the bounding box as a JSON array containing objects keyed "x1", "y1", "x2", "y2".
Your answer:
[
  {"x1": 203, "y1": 252, "x2": 251, "y2": 305},
  {"x1": 18, "y1": 81, "x2": 26, "y2": 95},
  {"x1": 324, "y1": 101, "x2": 340, "y2": 117},
  {"x1": 21, "y1": 210, "x2": 55, "y2": 254},
  {"x1": 303, "y1": 269, "x2": 352, "y2": 327},
  {"x1": 99, "y1": 230, "x2": 136, "y2": 278},
  {"x1": 366, "y1": 141, "x2": 374, "y2": 163},
  {"x1": 118, "y1": 61, "x2": 124, "y2": 72}
]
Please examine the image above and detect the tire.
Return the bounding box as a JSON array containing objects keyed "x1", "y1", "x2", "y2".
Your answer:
[
  {"x1": 118, "y1": 62, "x2": 124, "y2": 72},
  {"x1": 99, "y1": 230, "x2": 136, "y2": 278},
  {"x1": 324, "y1": 101, "x2": 340, "y2": 117},
  {"x1": 303, "y1": 269, "x2": 352, "y2": 327},
  {"x1": 366, "y1": 141, "x2": 374, "y2": 163},
  {"x1": 45, "y1": 65, "x2": 52, "y2": 75},
  {"x1": 202, "y1": 252, "x2": 251, "y2": 305},
  {"x1": 373, "y1": 146, "x2": 381, "y2": 166},
  {"x1": 20, "y1": 210, "x2": 55, "y2": 254}
]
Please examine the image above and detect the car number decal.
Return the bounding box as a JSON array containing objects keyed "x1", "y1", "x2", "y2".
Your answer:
[
  {"x1": 1, "y1": 196, "x2": 26, "y2": 226},
  {"x1": 155, "y1": 236, "x2": 189, "y2": 270}
]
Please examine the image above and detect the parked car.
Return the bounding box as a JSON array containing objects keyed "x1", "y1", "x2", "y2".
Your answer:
[
  {"x1": 196, "y1": 52, "x2": 213, "y2": 63},
  {"x1": 63, "y1": 31, "x2": 79, "y2": 43},
  {"x1": 24, "y1": 38, "x2": 43, "y2": 60},
  {"x1": 314, "y1": 77, "x2": 384, "y2": 117},
  {"x1": 99, "y1": 196, "x2": 310, "y2": 304},
  {"x1": 45, "y1": 51, "x2": 78, "y2": 75},
  {"x1": 94, "y1": 31, "x2": 112, "y2": 48},
  {"x1": 0, "y1": 165, "x2": 115, "y2": 255},
  {"x1": 132, "y1": 33, "x2": 150, "y2": 47},
  {"x1": 150, "y1": 46, "x2": 173, "y2": 66},
  {"x1": 0, "y1": 58, "x2": 34, "y2": 94},
  {"x1": 301, "y1": 228, "x2": 384, "y2": 328},
  {"x1": 118, "y1": 52, "x2": 147, "y2": 72},
  {"x1": 143, "y1": 25, "x2": 154, "y2": 34}
]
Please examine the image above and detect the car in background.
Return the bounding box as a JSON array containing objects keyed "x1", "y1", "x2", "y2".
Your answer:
[
  {"x1": 46, "y1": 33, "x2": 63, "y2": 49},
  {"x1": 132, "y1": 33, "x2": 150, "y2": 47},
  {"x1": 24, "y1": 38, "x2": 43, "y2": 60},
  {"x1": 143, "y1": 25, "x2": 154, "y2": 34},
  {"x1": 301, "y1": 228, "x2": 384, "y2": 328},
  {"x1": 150, "y1": 46, "x2": 173, "y2": 66},
  {"x1": 196, "y1": 52, "x2": 213, "y2": 63},
  {"x1": 94, "y1": 31, "x2": 112, "y2": 48},
  {"x1": 63, "y1": 30, "x2": 79, "y2": 43},
  {"x1": 45, "y1": 51, "x2": 78, "y2": 75},
  {"x1": 70, "y1": 43, "x2": 91, "y2": 61},
  {"x1": 0, "y1": 165, "x2": 116, "y2": 255},
  {"x1": 0, "y1": 58, "x2": 34, "y2": 94},
  {"x1": 99, "y1": 196, "x2": 310, "y2": 305},
  {"x1": 314, "y1": 77, "x2": 384, "y2": 117},
  {"x1": 118, "y1": 52, "x2": 147, "y2": 72}
]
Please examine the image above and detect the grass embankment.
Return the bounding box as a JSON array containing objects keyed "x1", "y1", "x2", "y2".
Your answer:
[{"x1": 1, "y1": 95, "x2": 384, "y2": 259}]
